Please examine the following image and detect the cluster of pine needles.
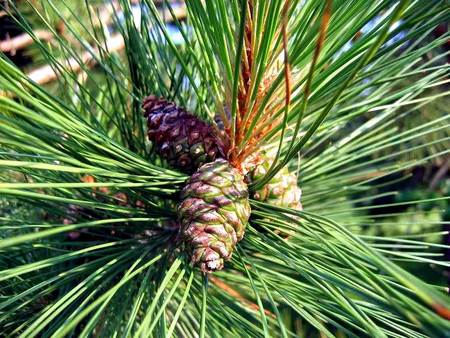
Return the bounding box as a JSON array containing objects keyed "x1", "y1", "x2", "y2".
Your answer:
[{"x1": 0, "y1": 0, "x2": 449, "y2": 337}]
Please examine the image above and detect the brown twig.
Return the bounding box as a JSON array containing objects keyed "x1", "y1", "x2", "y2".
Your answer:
[
  {"x1": 432, "y1": 303, "x2": 450, "y2": 320},
  {"x1": 281, "y1": 0, "x2": 291, "y2": 108},
  {"x1": 27, "y1": 34, "x2": 124, "y2": 84},
  {"x1": 22, "y1": 5, "x2": 186, "y2": 85},
  {"x1": 429, "y1": 156, "x2": 449, "y2": 190},
  {"x1": 0, "y1": 30, "x2": 54, "y2": 53},
  {"x1": 240, "y1": 0, "x2": 291, "y2": 163},
  {"x1": 209, "y1": 275, "x2": 275, "y2": 318},
  {"x1": 231, "y1": 0, "x2": 299, "y2": 168},
  {"x1": 303, "y1": 0, "x2": 332, "y2": 104},
  {"x1": 232, "y1": 2, "x2": 254, "y2": 166}
]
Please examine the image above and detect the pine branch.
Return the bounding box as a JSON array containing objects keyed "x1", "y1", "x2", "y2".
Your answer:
[{"x1": 1, "y1": 0, "x2": 449, "y2": 336}]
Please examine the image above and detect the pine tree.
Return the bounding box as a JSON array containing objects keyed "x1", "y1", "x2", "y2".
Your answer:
[{"x1": 1, "y1": 0, "x2": 449, "y2": 337}]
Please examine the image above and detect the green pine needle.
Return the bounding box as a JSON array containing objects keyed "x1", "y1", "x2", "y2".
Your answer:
[{"x1": 1, "y1": 0, "x2": 449, "y2": 337}]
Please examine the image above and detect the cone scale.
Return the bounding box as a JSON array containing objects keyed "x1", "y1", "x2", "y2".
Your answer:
[
  {"x1": 249, "y1": 152, "x2": 302, "y2": 236},
  {"x1": 143, "y1": 96, "x2": 227, "y2": 174},
  {"x1": 177, "y1": 159, "x2": 251, "y2": 273},
  {"x1": 142, "y1": 95, "x2": 302, "y2": 271},
  {"x1": 251, "y1": 162, "x2": 302, "y2": 211}
]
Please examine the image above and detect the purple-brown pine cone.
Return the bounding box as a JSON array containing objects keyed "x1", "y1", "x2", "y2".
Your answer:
[
  {"x1": 178, "y1": 159, "x2": 251, "y2": 273},
  {"x1": 143, "y1": 95, "x2": 227, "y2": 174}
]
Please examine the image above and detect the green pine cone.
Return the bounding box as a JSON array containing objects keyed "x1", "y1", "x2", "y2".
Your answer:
[
  {"x1": 252, "y1": 162, "x2": 302, "y2": 211},
  {"x1": 250, "y1": 152, "x2": 302, "y2": 236},
  {"x1": 177, "y1": 159, "x2": 251, "y2": 273}
]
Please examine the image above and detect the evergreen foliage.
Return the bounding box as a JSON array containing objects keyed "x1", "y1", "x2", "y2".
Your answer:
[{"x1": 0, "y1": 0, "x2": 449, "y2": 336}]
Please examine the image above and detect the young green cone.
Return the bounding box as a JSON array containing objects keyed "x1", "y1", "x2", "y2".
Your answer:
[
  {"x1": 177, "y1": 159, "x2": 251, "y2": 273},
  {"x1": 143, "y1": 95, "x2": 227, "y2": 174},
  {"x1": 250, "y1": 152, "x2": 302, "y2": 235},
  {"x1": 252, "y1": 165, "x2": 302, "y2": 210}
]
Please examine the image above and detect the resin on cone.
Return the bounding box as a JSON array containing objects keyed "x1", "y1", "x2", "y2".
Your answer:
[
  {"x1": 143, "y1": 95, "x2": 227, "y2": 174},
  {"x1": 178, "y1": 159, "x2": 251, "y2": 273}
]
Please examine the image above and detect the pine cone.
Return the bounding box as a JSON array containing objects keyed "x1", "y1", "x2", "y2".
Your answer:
[
  {"x1": 252, "y1": 166, "x2": 302, "y2": 210},
  {"x1": 250, "y1": 152, "x2": 302, "y2": 236},
  {"x1": 178, "y1": 159, "x2": 251, "y2": 273},
  {"x1": 143, "y1": 95, "x2": 227, "y2": 174}
]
